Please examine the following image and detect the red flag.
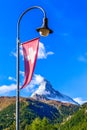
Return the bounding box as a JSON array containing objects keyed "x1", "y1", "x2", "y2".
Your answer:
[{"x1": 21, "y1": 37, "x2": 39, "y2": 89}]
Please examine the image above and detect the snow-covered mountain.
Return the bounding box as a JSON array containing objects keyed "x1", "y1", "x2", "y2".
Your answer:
[{"x1": 31, "y1": 79, "x2": 79, "y2": 105}]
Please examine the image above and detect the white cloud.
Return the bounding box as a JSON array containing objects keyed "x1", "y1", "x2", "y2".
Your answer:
[
  {"x1": 8, "y1": 76, "x2": 16, "y2": 82},
  {"x1": 20, "y1": 71, "x2": 24, "y2": 77},
  {"x1": 11, "y1": 42, "x2": 54, "y2": 59},
  {"x1": 32, "y1": 74, "x2": 44, "y2": 85},
  {"x1": 38, "y1": 42, "x2": 54, "y2": 59},
  {"x1": 0, "y1": 84, "x2": 16, "y2": 95},
  {"x1": 19, "y1": 72, "x2": 44, "y2": 96},
  {"x1": 11, "y1": 46, "x2": 23, "y2": 58},
  {"x1": 73, "y1": 97, "x2": 87, "y2": 105},
  {"x1": 11, "y1": 51, "x2": 17, "y2": 57},
  {"x1": 21, "y1": 74, "x2": 44, "y2": 94},
  {"x1": 20, "y1": 45, "x2": 23, "y2": 56},
  {"x1": 27, "y1": 74, "x2": 44, "y2": 89},
  {"x1": 16, "y1": 71, "x2": 44, "y2": 94},
  {"x1": 46, "y1": 51, "x2": 54, "y2": 56}
]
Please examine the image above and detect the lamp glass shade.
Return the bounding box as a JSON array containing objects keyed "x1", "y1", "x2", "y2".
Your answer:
[{"x1": 38, "y1": 28, "x2": 50, "y2": 36}]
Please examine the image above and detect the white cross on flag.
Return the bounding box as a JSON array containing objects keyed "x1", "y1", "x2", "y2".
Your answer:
[{"x1": 21, "y1": 37, "x2": 39, "y2": 89}]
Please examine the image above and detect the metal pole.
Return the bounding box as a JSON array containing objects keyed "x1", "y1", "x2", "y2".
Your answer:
[
  {"x1": 16, "y1": 39, "x2": 20, "y2": 130},
  {"x1": 16, "y1": 6, "x2": 46, "y2": 130}
]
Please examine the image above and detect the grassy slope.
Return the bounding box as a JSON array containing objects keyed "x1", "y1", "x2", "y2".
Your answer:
[{"x1": 59, "y1": 103, "x2": 87, "y2": 130}]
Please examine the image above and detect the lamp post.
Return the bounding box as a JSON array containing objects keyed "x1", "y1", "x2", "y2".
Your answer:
[{"x1": 16, "y1": 6, "x2": 53, "y2": 130}]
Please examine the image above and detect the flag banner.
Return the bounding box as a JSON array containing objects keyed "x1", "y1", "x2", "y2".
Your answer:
[{"x1": 21, "y1": 37, "x2": 39, "y2": 89}]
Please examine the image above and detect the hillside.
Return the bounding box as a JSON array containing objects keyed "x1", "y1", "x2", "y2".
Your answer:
[
  {"x1": 0, "y1": 96, "x2": 79, "y2": 130},
  {"x1": 59, "y1": 103, "x2": 87, "y2": 130},
  {"x1": 0, "y1": 96, "x2": 15, "y2": 111}
]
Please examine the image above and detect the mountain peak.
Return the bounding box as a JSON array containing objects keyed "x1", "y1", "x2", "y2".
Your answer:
[
  {"x1": 31, "y1": 79, "x2": 79, "y2": 105},
  {"x1": 32, "y1": 79, "x2": 54, "y2": 95}
]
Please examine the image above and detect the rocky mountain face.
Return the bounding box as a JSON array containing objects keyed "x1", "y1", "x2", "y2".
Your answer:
[{"x1": 31, "y1": 79, "x2": 79, "y2": 105}]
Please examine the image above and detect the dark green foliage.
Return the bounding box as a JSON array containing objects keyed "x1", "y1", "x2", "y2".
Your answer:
[
  {"x1": 59, "y1": 104, "x2": 79, "y2": 117},
  {"x1": 59, "y1": 103, "x2": 87, "y2": 130},
  {"x1": 0, "y1": 97, "x2": 86, "y2": 130},
  {"x1": 24, "y1": 117, "x2": 58, "y2": 130},
  {"x1": 25, "y1": 99, "x2": 62, "y2": 123},
  {"x1": 0, "y1": 104, "x2": 15, "y2": 129}
]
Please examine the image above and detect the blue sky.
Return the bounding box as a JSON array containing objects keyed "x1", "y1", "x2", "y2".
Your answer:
[{"x1": 0, "y1": 0, "x2": 87, "y2": 104}]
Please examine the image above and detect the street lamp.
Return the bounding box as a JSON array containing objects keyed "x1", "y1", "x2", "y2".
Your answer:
[
  {"x1": 36, "y1": 17, "x2": 53, "y2": 36},
  {"x1": 16, "y1": 6, "x2": 53, "y2": 130}
]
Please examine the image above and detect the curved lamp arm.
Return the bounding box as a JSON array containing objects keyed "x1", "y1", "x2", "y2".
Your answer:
[{"x1": 17, "y1": 6, "x2": 53, "y2": 42}]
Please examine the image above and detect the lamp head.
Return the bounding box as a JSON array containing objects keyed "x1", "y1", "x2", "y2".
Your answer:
[{"x1": 36, "y1": 18, "x2": 53, "y2": 37}]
